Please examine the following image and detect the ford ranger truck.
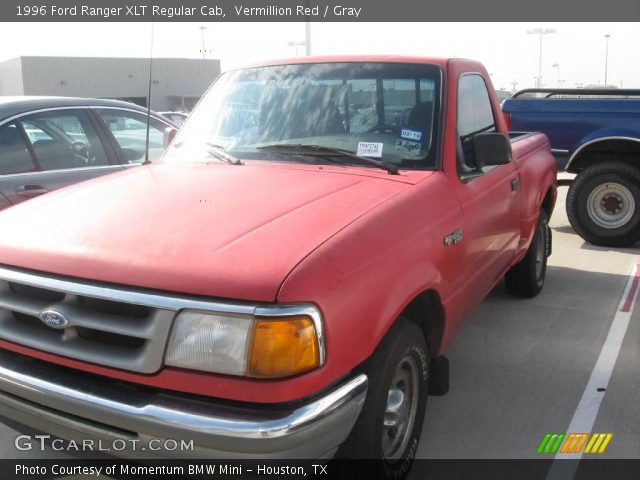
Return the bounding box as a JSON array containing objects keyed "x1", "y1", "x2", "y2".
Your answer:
[
  {"x1": 503, "y1": 88, "x2": 640, "y2": 247},
  {"x1": 0, "y1": 56, "x2": 556, "y2": 479}
]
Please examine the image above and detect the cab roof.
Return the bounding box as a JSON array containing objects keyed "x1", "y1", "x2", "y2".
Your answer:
[
  {"x1": 243, "y1": 54, "x2": 480, "y2": 70},
  {"x1": 0, "y1": 96, "x2": 151, "y2": 121}
]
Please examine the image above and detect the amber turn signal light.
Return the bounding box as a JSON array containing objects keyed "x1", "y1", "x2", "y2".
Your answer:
[{"x1": 248, "y1": 316, "x2": 320, "y2": 378}]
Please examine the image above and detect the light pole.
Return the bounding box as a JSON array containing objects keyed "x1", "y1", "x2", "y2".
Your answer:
[
  {"x1": 604, "y1": 34, "x2": 611, "y2": 86},
  {"x1": 526, "y1": 28, "x2": 556, "y2": 88},
  {"x1": 199, "y1": 26, "x2": 207, "y2": 59},
  {"x1": 304, "y1": 0, "x2": 311, "y2": 55},
  {"x1": 552, "y1": 63, "x2": 560, "y2": 87},
  {"x1": 287, "y1": 40, "x2": 306, "y2": 56}
]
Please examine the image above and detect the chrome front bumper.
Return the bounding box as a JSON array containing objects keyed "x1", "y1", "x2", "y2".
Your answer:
[{"x1": 0, "y1": 350, "x2": 367, "y2": 458}]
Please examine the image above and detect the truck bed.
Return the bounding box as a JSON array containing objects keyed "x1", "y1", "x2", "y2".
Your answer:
[{"x1": 502, "y1": 89, "x2": 640, "y2": 171}]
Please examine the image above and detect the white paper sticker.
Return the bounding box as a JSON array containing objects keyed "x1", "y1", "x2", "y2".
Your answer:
[{"x1": 357, "y1": 142, "x2": 384, "y2": 158}]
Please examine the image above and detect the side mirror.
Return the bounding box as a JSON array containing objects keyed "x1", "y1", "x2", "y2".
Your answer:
[
  {"x1": 163, "y1": 127, "x2": 178, "y2": 149},
  {"x1": 472, "y1": 133, "x2": 511, "y2": 169}
]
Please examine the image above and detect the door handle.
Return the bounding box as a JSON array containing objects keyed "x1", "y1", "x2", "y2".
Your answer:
[
  {"x1": 511, "y1": 178, "x2": 520, "y2": 191},
  {"x1": 15, "y1": 184, "x2": 49, "y2": 199}
]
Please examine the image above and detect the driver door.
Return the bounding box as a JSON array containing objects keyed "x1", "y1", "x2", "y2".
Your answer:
[{"x1": 0, "y1": 108, "x2": 122, "y2": 207}]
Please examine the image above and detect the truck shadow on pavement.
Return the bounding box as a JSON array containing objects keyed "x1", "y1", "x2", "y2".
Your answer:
[
  {"x1": 417, "y1": 264, "x2": 639, "y2": 464},
  {"x1": 551, "y1": 224, "x2": 640, "y2": 252}
]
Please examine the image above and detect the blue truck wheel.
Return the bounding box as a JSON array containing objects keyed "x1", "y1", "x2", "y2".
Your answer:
[{"x1": 567, "y1": 161, "x2": 640, "y2": 247}]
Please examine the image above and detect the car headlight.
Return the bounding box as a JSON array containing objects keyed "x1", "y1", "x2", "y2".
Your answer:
[{"x1": 165, "y1": 305, "x2": 325, "y2": 378}]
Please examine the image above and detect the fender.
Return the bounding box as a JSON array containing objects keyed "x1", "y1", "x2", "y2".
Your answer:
[
  {"x1": 566, "y1": 128, "x2": 640, "y2": 172},
  {"x1": 277, "y1": 177, "x2": 464, "y2": 387},
  {"x1": 277, "y1": 222, "x2": 451, "y2": 381}
]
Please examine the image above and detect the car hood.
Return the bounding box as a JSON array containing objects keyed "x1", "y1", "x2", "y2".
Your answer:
[{"x1": 0, "y1": 163, "x2": 424, "y2": 301}]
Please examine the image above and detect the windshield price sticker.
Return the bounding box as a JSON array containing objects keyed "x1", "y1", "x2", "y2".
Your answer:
[
  {"x1": 357, "y1": 142, "x2": 384, "y2": 158},
  {"x1": 395, "y1": 139, "x2": 422, "y2": 155},
  {"x1": 399, "y1": 128, "x2": 423, "y2": 142}
]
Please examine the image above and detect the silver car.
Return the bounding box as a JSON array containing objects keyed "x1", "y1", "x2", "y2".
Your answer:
[{"x1": 0, "y1": 97, "x2": 175, "y2": 209}]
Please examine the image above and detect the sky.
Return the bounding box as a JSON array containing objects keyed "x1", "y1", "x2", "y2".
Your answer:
[{"x1": 1, "y1": 22, "x2": 638, "y2": 92}]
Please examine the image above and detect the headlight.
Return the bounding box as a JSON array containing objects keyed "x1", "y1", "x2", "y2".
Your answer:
[{"x1": 165, "y1": 305, "x2": 324, "y2": 378}]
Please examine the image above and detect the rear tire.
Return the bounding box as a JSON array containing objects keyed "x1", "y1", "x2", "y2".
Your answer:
[
  {"x1": 505, "y1": 209, "x2": 549, "y2": 298},
  {"x1": 566, "y1": 161, "x2": 640, "y2": 247},
  {"x1": 337, "y1": 319, "x2": 429, "y2": 480}
]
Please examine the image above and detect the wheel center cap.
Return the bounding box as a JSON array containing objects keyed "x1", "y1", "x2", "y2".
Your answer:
[{"x1": 602, "y1": 196, "x2": 621, "y2": 214}]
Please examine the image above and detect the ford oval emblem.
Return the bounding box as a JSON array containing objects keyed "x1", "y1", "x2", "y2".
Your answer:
[{"x1": 39, "y1": 310, "x2": 69, "y2": 329}]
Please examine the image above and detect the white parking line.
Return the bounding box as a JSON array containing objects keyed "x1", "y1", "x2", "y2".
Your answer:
[{"x1": 547, "y1": 258, "x2": 640, "y2": 479}]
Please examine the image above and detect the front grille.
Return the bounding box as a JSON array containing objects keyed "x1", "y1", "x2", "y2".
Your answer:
[
  {"x1": 9, "y1": 282, "x2": 65, "y2": 303},
  {"x1": 0, "y1": 269, "x2": 176, "y2": 374}
]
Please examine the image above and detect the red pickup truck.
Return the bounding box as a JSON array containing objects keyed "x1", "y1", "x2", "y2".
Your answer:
[{"x1": 0, "y1": 56, "x2": 556, "y2": 478}]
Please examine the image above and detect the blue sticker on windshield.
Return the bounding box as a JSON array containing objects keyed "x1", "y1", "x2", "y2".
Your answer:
[{"x1": 399, "y1": 128, "x2": 423, "y2": 142}]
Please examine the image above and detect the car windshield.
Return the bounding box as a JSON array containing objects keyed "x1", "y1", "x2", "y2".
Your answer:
[{"x1": 164, "y1": 62, "x2": 441, "y2": 170}]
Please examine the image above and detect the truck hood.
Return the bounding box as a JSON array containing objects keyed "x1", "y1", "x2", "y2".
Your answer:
[{"x1": 0, "y1": 163, "x2": 422, "y2": 301}]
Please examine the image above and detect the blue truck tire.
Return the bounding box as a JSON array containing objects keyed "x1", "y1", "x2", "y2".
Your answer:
[{"x1": 566, "y1": 161, "x2": 640, "y2": 247}]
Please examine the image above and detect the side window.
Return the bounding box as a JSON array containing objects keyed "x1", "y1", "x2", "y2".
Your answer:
[
  {"x1": 457, "y1": 74, "x2": 497, "y2": 172},
  {"x1": 18, "y1": 110, "x2": 109, "y2": 171},
  {"x1": 97, "y1": 110, "x2": 166, "y2": 163},
  {"x1": 22, "y1": 122, "x2": 54, "y2": 143},
  {"x1": 0, "y1": 123, "x2": 36, "y2": 175},
  {"x1": 167, "y1": 113, "x2": 186, "y2": 126}
]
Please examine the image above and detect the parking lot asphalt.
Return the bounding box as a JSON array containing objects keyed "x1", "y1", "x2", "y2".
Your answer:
[
  {"x1": 416, "y1": 185, "x2": 640, "y2": 463},
  {"x1": 1, "y1": 185, "x2": 639, "y2": 473}
]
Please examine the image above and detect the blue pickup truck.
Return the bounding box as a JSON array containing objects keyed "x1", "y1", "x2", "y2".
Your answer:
[{"x1": 503, "y1": 89, "x2": 640, "y2": 247}]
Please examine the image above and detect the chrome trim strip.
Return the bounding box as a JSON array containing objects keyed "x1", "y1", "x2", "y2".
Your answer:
[
  {"x1": 0, "y1": 164, "x2": 122, "y2": 180},
  {"x1": 550, "y1": 148, "x2": 569, "y2": 154},
  {"x1": 566, "y1": 136, "x2": 640, "y2": 170},
  {"x1": 0, "y1": 105, "x2": 173, "y2": 129},
  {"x1": 0, "y1": 265, "x2": 326, "y2": 366},
  {"x1": 0, "y1": 348, "x2": 367, "y2": 443},
  {"x1": 0, "y1": 265, "x2": 256, "y2": 313}
]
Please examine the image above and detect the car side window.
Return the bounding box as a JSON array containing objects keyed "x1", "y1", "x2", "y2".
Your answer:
[
  {"x1": 457, "y1": 74, "x2": 497, "y2": 174},
  {"x1": 0, "y1": 123, "x2": 37, "y2": 175},
  {"x1": 167, "y1": 113, "x2": 186, "y2": 126},
  {"x1": 18, "y1": 110, "x2": 109, "y2": 171},
  {"x1": 96, "y1": 110, "x2": 166, "y2": 163},
  {"x1": 22, "y1": 123, "x2": 54, "y2": 143}
]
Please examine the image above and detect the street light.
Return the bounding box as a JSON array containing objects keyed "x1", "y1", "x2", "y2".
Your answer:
[
  {"x1": 604, "y1": 34, "x2": 611, "y2": 86},
  {"x1": 552, "y1": 63, "x2": 560, "y2": 87},
  {"x1": 526, "y1": 28, "x2": 556, "y2": 88},
  {"x1": 304, "y1": 0, "x2": 311, "y2": 55},
  {"x1": 199, "y1": 26, "x2": 207, "y2": 59},
  {"x1": 287, "y1": 40, "x2": 306, "y2": 57}
]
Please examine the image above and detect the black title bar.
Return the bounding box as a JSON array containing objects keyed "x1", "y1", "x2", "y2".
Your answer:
[
  {"x1": 3, "y1": 0, "x2": 640, "y2": 21},
  {"x1": 4, "y1": 459, "x2": 640, "y2": 480}
]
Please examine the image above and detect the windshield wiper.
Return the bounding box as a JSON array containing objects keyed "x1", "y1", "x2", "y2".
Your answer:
[
  {"x1": 205, "y1": 143, "x2": 243, "y2": 165},
  {"x1": 256, "y1": 144, "x2": 399, "y2": 175}
]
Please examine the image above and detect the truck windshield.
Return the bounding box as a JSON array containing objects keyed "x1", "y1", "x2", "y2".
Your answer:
[{"x1": 164, "y1": 62, "x2": 441, "y2": 170}]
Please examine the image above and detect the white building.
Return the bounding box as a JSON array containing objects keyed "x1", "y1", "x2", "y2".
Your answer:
[{"x1": 0, "y1": 56, "x2": 221, "y2": 111}]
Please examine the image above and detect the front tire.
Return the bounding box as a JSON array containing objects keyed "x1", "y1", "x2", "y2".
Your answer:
[
  {"x1": 337, "y1": 319, "x2": 429, "y2": 480},
  {"x1": 566, "y1": 161, "x2": 640, "y2": 247},
  {"x1": 505, "y1": 209, "x2": 550, "y2": 298}
]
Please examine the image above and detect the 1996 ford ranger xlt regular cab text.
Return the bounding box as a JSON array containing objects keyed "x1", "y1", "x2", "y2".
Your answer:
[{"x1": 0, "y1": 56, "x2": 556, "y2": 479}]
